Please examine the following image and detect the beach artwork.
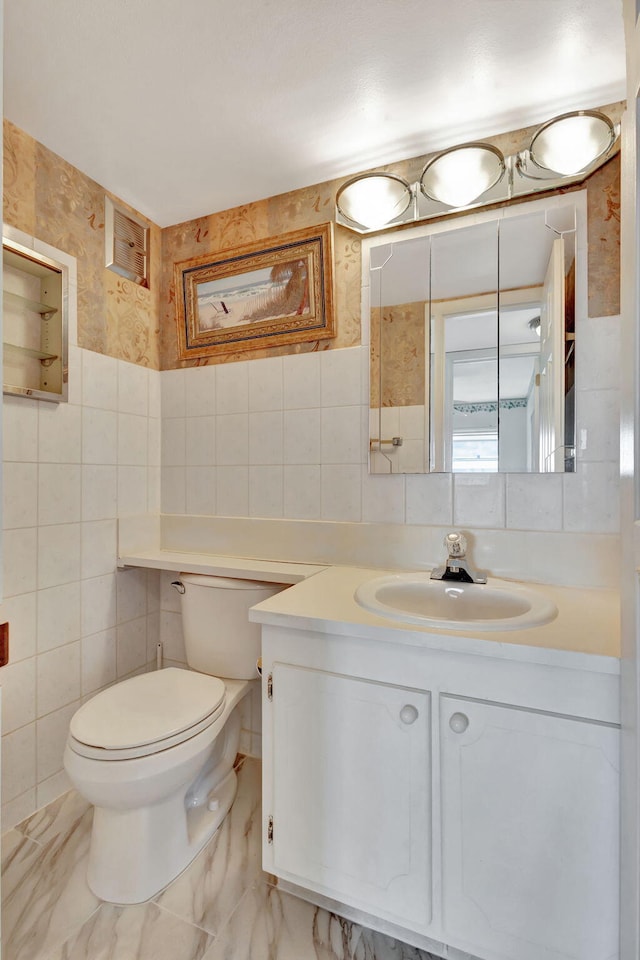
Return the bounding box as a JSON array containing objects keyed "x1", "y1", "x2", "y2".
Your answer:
[
  {"x1": 175, "y1": 224, "x2": 335, "y2": 359},
  {"x1": 195, "y1": 258, "x2": 310, "y2": 332}
]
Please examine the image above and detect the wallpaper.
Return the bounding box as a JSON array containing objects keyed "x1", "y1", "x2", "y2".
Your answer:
[{"x1": 3, "y1": 105, "x2": 621, "y2": 373}]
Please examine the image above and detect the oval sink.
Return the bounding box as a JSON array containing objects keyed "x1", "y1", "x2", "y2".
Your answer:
[{"x1": 354, "y1": 573, "x2": 557, "y2": 632}]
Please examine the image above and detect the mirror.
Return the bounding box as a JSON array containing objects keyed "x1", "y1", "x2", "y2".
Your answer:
[{"x1": 367, "y1": 195, "x2": 580, "y2": 474}]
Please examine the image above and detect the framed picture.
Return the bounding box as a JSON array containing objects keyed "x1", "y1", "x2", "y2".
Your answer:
[{"x1": 175, "y1": 223, "x2": 335, "y2": 359}]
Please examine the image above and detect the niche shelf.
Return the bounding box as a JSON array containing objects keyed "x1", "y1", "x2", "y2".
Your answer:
[{"x1": 3, "y1": 235, "x2": 69, "y2": 402}]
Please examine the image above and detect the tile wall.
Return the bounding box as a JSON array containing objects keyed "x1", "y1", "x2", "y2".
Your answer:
[
  {"x1": 160, "y1": 317, "x2": 620, "y2": 534},
  {"x1": 0, "y1": 348, "x2": 162, "y2": 829}
]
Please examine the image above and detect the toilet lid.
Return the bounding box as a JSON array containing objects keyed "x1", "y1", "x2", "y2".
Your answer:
[{"x1": 70, "y1": 668, "x2": 226, "y2": 750}]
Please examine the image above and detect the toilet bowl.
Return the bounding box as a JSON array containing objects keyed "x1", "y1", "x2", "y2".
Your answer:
[{"x1": 64, "y1": 574, "x2": 284, "y2": 904}]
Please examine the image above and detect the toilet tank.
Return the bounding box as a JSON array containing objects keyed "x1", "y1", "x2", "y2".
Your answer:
[{"x1": 176, "y1": 573, "x2": 286, "y2": 679}]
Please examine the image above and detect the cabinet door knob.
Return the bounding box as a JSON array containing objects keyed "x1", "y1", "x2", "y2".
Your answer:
[
  {"x1": 449, "y1": 712, "x2": 469, "y2": 734},
  {"x1": 400, "y1": 704, "x2": 419, "y2": 725}
]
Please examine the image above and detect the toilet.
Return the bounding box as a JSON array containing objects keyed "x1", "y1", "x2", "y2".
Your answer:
[{"x1": 64, "y1": 573, "x2": 283, "y2": 904}]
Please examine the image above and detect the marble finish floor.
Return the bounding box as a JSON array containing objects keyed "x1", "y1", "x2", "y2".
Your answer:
[{"x1": 1, "y1": 758, "x2": 441, "y2": 960}]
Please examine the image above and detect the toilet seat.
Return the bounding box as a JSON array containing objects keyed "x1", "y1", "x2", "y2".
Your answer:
[{"x1": 68, "y1": 668, "x2": 226, "y2": 761}]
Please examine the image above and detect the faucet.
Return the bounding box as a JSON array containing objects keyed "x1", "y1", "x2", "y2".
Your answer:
[{"x1": 430, "y1": 532, "x2": 487, "y2": 584}]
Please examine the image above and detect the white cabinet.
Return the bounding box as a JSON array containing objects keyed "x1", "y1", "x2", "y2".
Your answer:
[
  {"x1": 440, "y1": 696, "x2": 619, "y2": 960},
  {"x1": 261, "y1": 625, "x2": 619, "y2": 960},
  {"x1": 268, "y1": 663, "x2": 432, "y2": 930}
]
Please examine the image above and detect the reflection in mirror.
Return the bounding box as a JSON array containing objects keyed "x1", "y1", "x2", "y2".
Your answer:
[{"x1": 367, "y1": 195, "x2": 579, "y2": 474}]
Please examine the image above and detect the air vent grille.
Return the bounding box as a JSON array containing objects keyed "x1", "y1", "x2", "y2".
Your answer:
[{"x1": 105, "y1": 197, "x2": 150, "y2": 288}]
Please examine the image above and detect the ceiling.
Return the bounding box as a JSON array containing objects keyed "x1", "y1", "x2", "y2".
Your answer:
[{"x1": 3, "y1": 0, "x2": 625, "y2": 228}]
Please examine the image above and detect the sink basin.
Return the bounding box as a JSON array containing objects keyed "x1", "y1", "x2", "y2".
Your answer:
[{"x1": 354, "y1": 573, "x2": 558, "y2": 632}]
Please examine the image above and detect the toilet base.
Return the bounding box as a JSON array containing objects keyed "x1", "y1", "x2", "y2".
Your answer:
[{"x1": 84, "y1": 707, "x2": 242, "y2": 904}]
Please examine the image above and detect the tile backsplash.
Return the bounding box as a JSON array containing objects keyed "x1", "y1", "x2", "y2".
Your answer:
[{"x1": 160, "y1": 319, "x2": 620, "y2": 535}]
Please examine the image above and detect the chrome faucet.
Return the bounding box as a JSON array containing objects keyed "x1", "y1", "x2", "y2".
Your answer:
[{"x1": 430, "y1": 532, "x2": 487, "y2": 584}]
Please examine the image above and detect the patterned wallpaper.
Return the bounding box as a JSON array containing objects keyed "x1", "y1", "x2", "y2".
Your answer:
[
  {"x1": 3, "y1": 107, "x2": 621, "y2": 373},
  {"x1": 3, "y1": 120, "x2": 162, "y2": 369}
]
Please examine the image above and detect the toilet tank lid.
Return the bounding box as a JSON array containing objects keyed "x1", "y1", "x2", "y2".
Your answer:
[
  {"x1": 179, "y1": 573, "x2": 285, "y2": 591},
  {"x1": 70, "y1": 668, "x2": 226, "y2": 750}
]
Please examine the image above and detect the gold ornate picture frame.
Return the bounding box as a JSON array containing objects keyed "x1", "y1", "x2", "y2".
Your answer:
[{"x1": 175, "y1": 223, "x2": 335, "y2": 359}]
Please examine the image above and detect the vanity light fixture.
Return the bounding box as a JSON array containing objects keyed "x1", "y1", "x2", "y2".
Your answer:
[
  {"x1": 527, "y1": 110, "x2": 615, "y2": 177},
  {"x1": 335, "y1": 108, "x2": 618, "y2": 234},
  {"x1": 336, "y1": 172, "x2": 413, "y2": 230},
  {"x1": 419, "y1": 143, "x2": 505, "y2": 208}
]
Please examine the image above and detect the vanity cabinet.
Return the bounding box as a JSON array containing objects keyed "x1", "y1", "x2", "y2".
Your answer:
[
  {"x1": 268, "y1": 662, "x2": 432, "y2": 930},
  {"x1": 261, "y1": 625, "x2": 619, "y2": 960}
]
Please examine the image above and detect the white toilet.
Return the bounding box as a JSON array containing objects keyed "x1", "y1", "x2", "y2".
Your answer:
[{"x1": 64, "y1": 573, "x2": 283, "y2": 904}]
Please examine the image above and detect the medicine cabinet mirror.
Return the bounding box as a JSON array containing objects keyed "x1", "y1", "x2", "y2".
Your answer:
[{"x1": 366, "y1": 194, "x2": 583, "y2": 474}]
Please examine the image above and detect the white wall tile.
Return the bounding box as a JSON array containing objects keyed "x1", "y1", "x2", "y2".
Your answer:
[
  {"x1": 81, "y1": 519, "x2": 117, "y2": 579},
  {"x1": 38, "y1": 402, "x2": 82, "y2": 463},
  {"x1": 283, "y1": 408, "x2": 321, "y2": 465},
  {"x1": 216, "y1": 413, "x2": 249, "y2": 465},
  {"x1": 2, "y1": 789, "x2": 37, "y2": 831},
  {"x1": 37, "y1": 582, "x2": 81, "y2": 653},
  {"x1": 249, "y1": 411, "x2": 283, "y2": 465},
  {"x1": 249, "y1": 356, "x2": 283, "y2": 412},
  {"x1": 0, "y1": 593, "x2": 37, "y2": 661},
  {"x1": 3, "y1": 396, "x2": 38, "y2": 462},
  {"x1": 2, "y1": 724, "x2": 36, "y2": 804},
  {"x1": 216, "y1": 466, "x2": 249, "y2": 517},
  {"x1": 81, "y1": 628, "x2": 117, "y2": 696},
  {"x1": 36, "y1": 770, "x2": 72, "y2": 811},
  {"x1": 361, "y1": 468, "x2": 405, "y2": 524},
  {"x1": 249, "y1": 466, "x2": 283, "y2": 518},
  {"x1": 321, "y1": 406, "x2": 363, "y2": 464},
  {"x1": 148, "y1": 370, "x2": 161, "y2": 418},
  {"x1": 116, "y1": 616, "x2": 148, "y2": 677},
  {"x1": 160, "y1": 610, "x2": 186, "y2": 664},
  {"x1": 118, "y1": 360, "x2": 149, "y2": 416},
  {"x1": 38, "y1": 464, "x2": 82, "y2": 525},
  {"x1": 563, "y1": 462, "x2": 620, "y2": 533},
  {"x1": 82, "y1": 408, "x2": 117, "y2": 464},
  {"x1": 454, "y1": 474, "x2": 506, "y2": 528},
  {"x1": 405, "y1": 474, "x2": 453, "y2": 526},
  {"x1": 506, "y1": 474, "x2": 563, "y2": 531},
  {"x1": 116, "y1": 568, "x2": 148, "y2": 624},
  {"x1": 283, "y1": 352, "x2": 321, "y2": 409},
  {"x1": 36, "y1": 701, "x2": 78, "y2": 782},
  {"x1": 186, "y1": 417, "x2": 215, "y2": 466},
  {"x1": 160, "y1": 570, "x2": 182, "y2": 613},
  {"x1": 81, "y1": 574, "x2": 117, "y2": 637},
  {"x1": 118, "y1": 413, "x2": 148, "y2": 465},
  {"x1": 67, "y1": 345, "x2": 83, "y2": 406},
  {"x1": 4, "y1": 527, "x2": 38, "y2": 597},
  {"x1": 3, "y1": 462, "x2": 38, "y2": 529},
  {"x1": 148, "y1": 466, "x2": 161, "y2": 513},
  {"x1": 185, "y1": 365, "x2": 216, "y2": 418},
  {"x1": 321, "y1": 348, "x2": 362, "y2": 407},
  {"x1": 186, "y1": 466, "x2": 216, "y2": 515},
  {"x1": 161, "y1": 418, "x2": 186, "y2": 466},
  {"x1": 148, "y1": 417, "x2": 161, "y2": 467},
  {"x1": 283, "y1": 465, "x2": 322, "y2": 520},
  {"x1": 37, "y1": 523, "x2": 81, "y2": 588},
  {"x1": 0, "y1": 657, "x2": 36, "y2": 734},
  {"x1": 161, "y1": 466, "x2": 186, "y2": 514},
  {"x1": 82, "y1": 465, "x2": 117, "y2": 521},
  {"x1": 575, "y1": 389, "x2": 620, "y2": 463},
  {"x1": 161, "y1": 368, "x2": 186, "y2": 418},
  {"x1": 321, "y1": 465, "x2": 362, "y2": 521},
  {"x1": 216, "y1": 361, "x2": 249, "y2": 414},
  {"x1": 36, "y1": 641, "x2": 81, "y2": 717},
  {"x1": 118, "y1": 465, "x2": 149, "y2": 516},
  {"x1": 81, "y1": 350, "x2": 118, "y2": 410},
  {"x1": 576, "y1": 315, "x2": 620, "y2": 390}
]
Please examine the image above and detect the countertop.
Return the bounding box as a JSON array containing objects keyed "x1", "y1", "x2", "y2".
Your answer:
[{"x1": 249, "y1": 564, "x2": 620, "y2": 671}]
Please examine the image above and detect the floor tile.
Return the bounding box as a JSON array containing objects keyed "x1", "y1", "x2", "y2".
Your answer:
[
  {"x1": 42, "y1": 902, "x2": 213, "y2": 960},
  {"x1": 16, "y1": 789, "x2": 92, "y2": 846},
  {"x1": 153, "y1": 756, "x2": 263, "y2": 935},
  {"x1": 201, "y1": 881, "x2": 438, "y2": 960},
  {"x1": 2, "y1": 802, "x2": 99, "y2": 960}
]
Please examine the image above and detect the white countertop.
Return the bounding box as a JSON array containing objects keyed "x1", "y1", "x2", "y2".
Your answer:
[
  {"x1": 118, "y1": 549, "x2": 327, "y2": 585},
  {"x1": 249, "y1": 565, "x2": 620, "y2": 671}
]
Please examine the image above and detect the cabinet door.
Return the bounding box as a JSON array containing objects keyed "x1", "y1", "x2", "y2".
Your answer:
[
  {"x1": 270, "y1": 663, "x2": 432, "y2": 930},
  {"x1": 440, "y1": 695, "x2": 619, "y2": 960}
]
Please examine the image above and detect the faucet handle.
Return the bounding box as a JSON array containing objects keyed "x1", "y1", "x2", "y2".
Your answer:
[{"x1": 444, "y1": 531, "x2": 467, "y2": 558}]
